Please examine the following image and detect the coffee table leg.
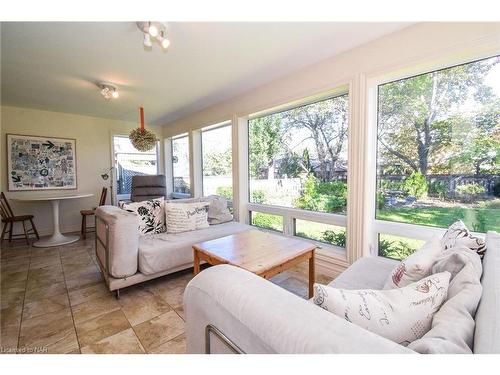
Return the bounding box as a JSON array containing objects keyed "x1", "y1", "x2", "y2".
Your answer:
[
  {"x1": 308, "y1": 251, "x2": 315, "y2": 298},
  {"x1": 193, "y1": 248, "x2": 200, "y2": 275}
]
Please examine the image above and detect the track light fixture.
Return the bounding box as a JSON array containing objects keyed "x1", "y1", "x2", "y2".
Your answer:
[
  {"x1": 137, "y1": 22, "x2": 170, "y2": 51},
  {"x1": 97, "y1": 83, "x2": 119, "y2": 100}
]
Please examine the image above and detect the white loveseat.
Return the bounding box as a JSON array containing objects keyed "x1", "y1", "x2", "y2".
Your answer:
[
  {"x1": 94, "y1": 203, "x2": 252, "y2": 297},
  {"x1": 184, "y1": 231, "x2": 500, "y2": 354}
]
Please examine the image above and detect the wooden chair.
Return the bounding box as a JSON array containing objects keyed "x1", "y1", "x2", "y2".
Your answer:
[
  {"x1": 0, "y1": 192, "x2": 40, "y2": 246},
  {"x1": 80, "y1": 187, "x2": 107, "y2": 239}
]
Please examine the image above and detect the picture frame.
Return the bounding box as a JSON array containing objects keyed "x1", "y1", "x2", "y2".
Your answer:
[{"x1": 6, "y1": 133, "x2": 77, "y2": 191}]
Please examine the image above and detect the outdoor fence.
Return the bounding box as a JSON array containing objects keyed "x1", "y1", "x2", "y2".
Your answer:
[{"x1": 378, "y1": 174, "x2": 500, "y2": 199}]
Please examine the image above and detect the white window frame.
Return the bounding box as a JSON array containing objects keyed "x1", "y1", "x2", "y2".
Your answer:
[
  {"x1": 200, "y1": 121, "x2": 233, "y2": 198},
  {"x1": 365, "y1": 53, "x2": 496, "y2": 257},
  {"x1": 110, "y1": 133, "x2": 160, "y2": 203},
  {"x1": 244, "y1": 87, "x2": 351, "y2": 263},
  {"x1": 170, "y1": 133, "x2": 192, "y2": 199}
]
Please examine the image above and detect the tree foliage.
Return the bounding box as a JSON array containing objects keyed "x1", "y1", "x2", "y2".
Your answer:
[{"x1": 378, "y1": 57, "x2": 499, "y2": 176}]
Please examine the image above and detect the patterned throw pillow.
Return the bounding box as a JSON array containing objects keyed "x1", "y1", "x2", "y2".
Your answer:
[
  {"x1": 164, "y1": 202, "x2": 209, "y2": 234},
  {"x1": 383, "y1": 236, "x2": 442, "y2": 289},
  {"x1": 313, "y1": 272, "x2": 450, "y2": 346},
  {"x1": 442, "y1": 220, "x2": 486, "y2": 259},
  {"x1": 122, "y1": 198, "x2": 166, "y2": 236}
]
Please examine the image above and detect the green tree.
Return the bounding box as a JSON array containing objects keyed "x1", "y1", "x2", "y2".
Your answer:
[
  {"x1": 249, "y1": 115, "x2": 283, "y2": 179},
  {"x1": 203, "y1": 148, "x2": 232, "y2": 176},
  {"x1": 284, "y1": 95, "x2": 348, "y2": 181},
  {"x1": 378, "y1": 57, "x2": 499, "y2": 176}
]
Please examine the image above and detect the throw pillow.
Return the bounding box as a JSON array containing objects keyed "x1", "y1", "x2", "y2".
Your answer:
[
  {"x1": 205, "y1": 195, "x2": 233, "y2": 224},
  {"x1": 442, "y1": 220, "x2": 486, "y2": 259},
  {"x1": 313, "y1": 272, "x2": 451, "y2": 346},
  {"x1": 121, "y1": 197, "x2": 166, "y2": 236},
  {"x1": 164, "y1": 201, "x2": 210, "y2": 234},
  {"x1": 166, "y1": 195, "x2": 233, "y2": 225},
  {"x1": 383, "y1": 236, "x2": 442, "y2": 289}
]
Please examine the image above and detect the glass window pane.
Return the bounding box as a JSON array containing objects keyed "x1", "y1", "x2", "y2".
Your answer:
[
  {"x1": 202, "y1": 125, "x2": 232, "y2": 199},
  {"x1": 113, "y1": 136, "x2": 158, "y2": 195},
  {"x1": 295, "y1": 219, "x2": 346, "y2": 248},
  {"x1": 376, "y1": 55, "x2": 500, "y2": 233},
  {"x1": 172, "y1": 135, "x2": 191, "y2": 195},
  {"x1": 250, "y1": 212, "x2": 283, "y2": 232},
  {"x1": 378, "y1": 233, "x2": 426, "y2": 260},
  {"x1": 248, "y1": 94, "x2": 349, "y2": 215}
]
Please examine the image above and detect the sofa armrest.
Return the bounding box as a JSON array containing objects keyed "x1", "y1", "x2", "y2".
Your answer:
[
  {"x1": 95, "y1": 205, "x2": 140, "y2": 279},
  {"x1": 184, "y1": 265, "x2": 414, "y2": 354}
]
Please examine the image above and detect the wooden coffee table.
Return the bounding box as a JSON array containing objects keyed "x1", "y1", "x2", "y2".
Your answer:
[{"x1": 192, "y1": 230, "x2": 316, "y2": 298}]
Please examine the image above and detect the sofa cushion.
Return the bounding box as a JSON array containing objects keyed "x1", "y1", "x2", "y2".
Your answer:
[
  {"x1": 474, "y1": 231, "x2": 500, "y2": 353},
  {"x1": 122, "y1": 197, "x2": 166, "y2": 235},
  {"x1": 328, "y1": 256, "x2": 398, "y2": 290},
  {"x1": 407, "y1": 244, "x2": 483, "y2": 353},
  {"x1": 164, "y1": 201, "x2": 209, "y2": 234},
  {"x1": 138, "y1": 221, "x2": 252, "y2": 275},
  {"x1": 383, "y1": 236, "x2": 442, "y2": 289},
  {"x1": 166, "y1": 195, "x2": 233, "y2": 225},
  {"x1": 314, "y1": 272, "x2": 450, "y2": 346},
  {"x1": 442, "y1": 220, "x2": 486, "y2": 259}
]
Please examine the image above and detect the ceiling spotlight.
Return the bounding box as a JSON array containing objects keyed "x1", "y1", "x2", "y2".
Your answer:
[
  {"x1": 98, "y1": 83, "x2": 119, "y2": 100},
  {"x1": 137, "y1": 22, "x2": 170, "y2": 51},
  {"x1": 158, "y1": 31, "x2": 170, "y2": 50},
  {"x1": 148, "y1": 23, "x2": 159, "y2": 38},
  {"x1": 143, "y1": 33, "x2": 152, "y2": 48},
  {"x1": 160, "y1": 38, "x2": 170, "y2": 49}
]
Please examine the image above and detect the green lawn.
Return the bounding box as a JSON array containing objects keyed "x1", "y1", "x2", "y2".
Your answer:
[{"x1": 377, "y1": 205, "x2": 500, "y2": 233}]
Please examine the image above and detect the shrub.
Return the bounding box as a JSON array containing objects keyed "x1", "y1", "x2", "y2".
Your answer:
[
  {"x1": 402, "y1": 171, "x2": 428, "y2": 199},
  {"x1": 428, "y1": 180, "x2": 447, "y2": 199},
  {"x1": 322, "y1": 229, "x2": 346, "y2": 247},
  {"x1": 379, "y1": 239, "x2": 416, "y2": 260},
  {"x1": 455, "y1": 183, "x2": 486, "y2": 202},
  {"x1": 251, "y1": 212, "x2": 282, "y2": 231},
  {"x1": 295, "y1": 174, "x2": 347, "y2": 214},
  {"x1": 455, "y1": 182, "x2": 486, "y2": 195},
  {"x1": 251, "y1": 189, "x2": 267, "y2": 204},
  {"x1": 376, "y1": 191, "x2": 385, "y2": 209},
  {"x1": 493, "y1": 181, "x2": 500, "y2": 197},
  {"x1": 215, "y1": 186, "x2": 233, "y2": 200}
]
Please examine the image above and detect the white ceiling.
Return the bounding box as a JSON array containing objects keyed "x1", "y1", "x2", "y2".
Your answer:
[{"x1": 1, "y1": 22, "x2": 412, "y2": 125}]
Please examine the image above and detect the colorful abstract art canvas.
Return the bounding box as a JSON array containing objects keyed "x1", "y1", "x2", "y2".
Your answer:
[{"x1": 7, "y1": 134, "x2": 77, "y2": 191}]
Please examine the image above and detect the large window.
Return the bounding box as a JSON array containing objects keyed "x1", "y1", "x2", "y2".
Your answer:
[
  {"x1": 376, "y1": 55, "x2": 500, "y2": 255},
  {"x1": 249, "y1": 94, "x2": 349, "y2": 213},
  {"x1": 172, "y1": 134, "x2": 191, "y2": 195},
  {"x1": 248, "y1": 93, "x2": 349, "y2": 249},
  {"x1": 113, "y1": 135, "x2": 159, "y2": 200},
  {"x1": 202, "y1": 123, "x2": 232, "y2": 199}
]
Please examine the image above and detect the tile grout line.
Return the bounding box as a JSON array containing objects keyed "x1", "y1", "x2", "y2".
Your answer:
[
  {"x1": 59, "y1": 245, "x2": 83, "y2": 353},
  {"x1": 16, "y1": 243, "x2": 33, "y2": 350},
  {"x1": 147, "y1": 332, "x2": 185, "y2": 354}
]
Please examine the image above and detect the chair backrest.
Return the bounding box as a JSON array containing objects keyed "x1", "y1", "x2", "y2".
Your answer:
[
  {"x1": 130, "y1": 175, "x2": 167, "y2": 202},
  {"x1": 99, "y1": 187, "x2": 108, "y2": 206},
  {"x1": 0, "y1": 192, "x2": 14, "y2": 221}
]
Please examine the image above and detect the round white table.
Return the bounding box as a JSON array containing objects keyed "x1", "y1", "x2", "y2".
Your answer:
[{"x1": 12, "y1": 193, "x2": 94, "y2": 247}]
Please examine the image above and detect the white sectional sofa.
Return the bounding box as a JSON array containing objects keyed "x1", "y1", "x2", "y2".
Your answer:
[
  {"x1": 95, "y1": 204, "x2": 252, "y2": 298},
  {"x1": 184, "y1": 231, "x2": 500, "y2": 354}
]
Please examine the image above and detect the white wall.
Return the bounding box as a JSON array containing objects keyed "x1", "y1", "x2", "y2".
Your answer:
[{"x1": 1, "y1": 106, "x2": 164, "y2": 236}]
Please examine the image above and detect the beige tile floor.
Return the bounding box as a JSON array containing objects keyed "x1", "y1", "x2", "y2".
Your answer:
[{"x1": 0, "y1": 232, "x2": 332, "y2": 354}]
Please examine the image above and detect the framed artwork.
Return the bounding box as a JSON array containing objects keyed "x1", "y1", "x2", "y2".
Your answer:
[{"x1": 7, "y1": 134, "x2": 77, "y2": 191}]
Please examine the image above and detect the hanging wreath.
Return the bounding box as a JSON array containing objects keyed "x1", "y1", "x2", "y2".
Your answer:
[{"x1": 129, "y1": 107, "x2": 158, "y2": 152}]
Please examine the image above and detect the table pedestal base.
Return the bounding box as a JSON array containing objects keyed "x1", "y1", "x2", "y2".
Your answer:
[
  {"x1": 33, "y1": 234, "x2": 80, "y2": 248},
  {"x1": 32, "y1": 199, "x2": 80, "y2": 248}
]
